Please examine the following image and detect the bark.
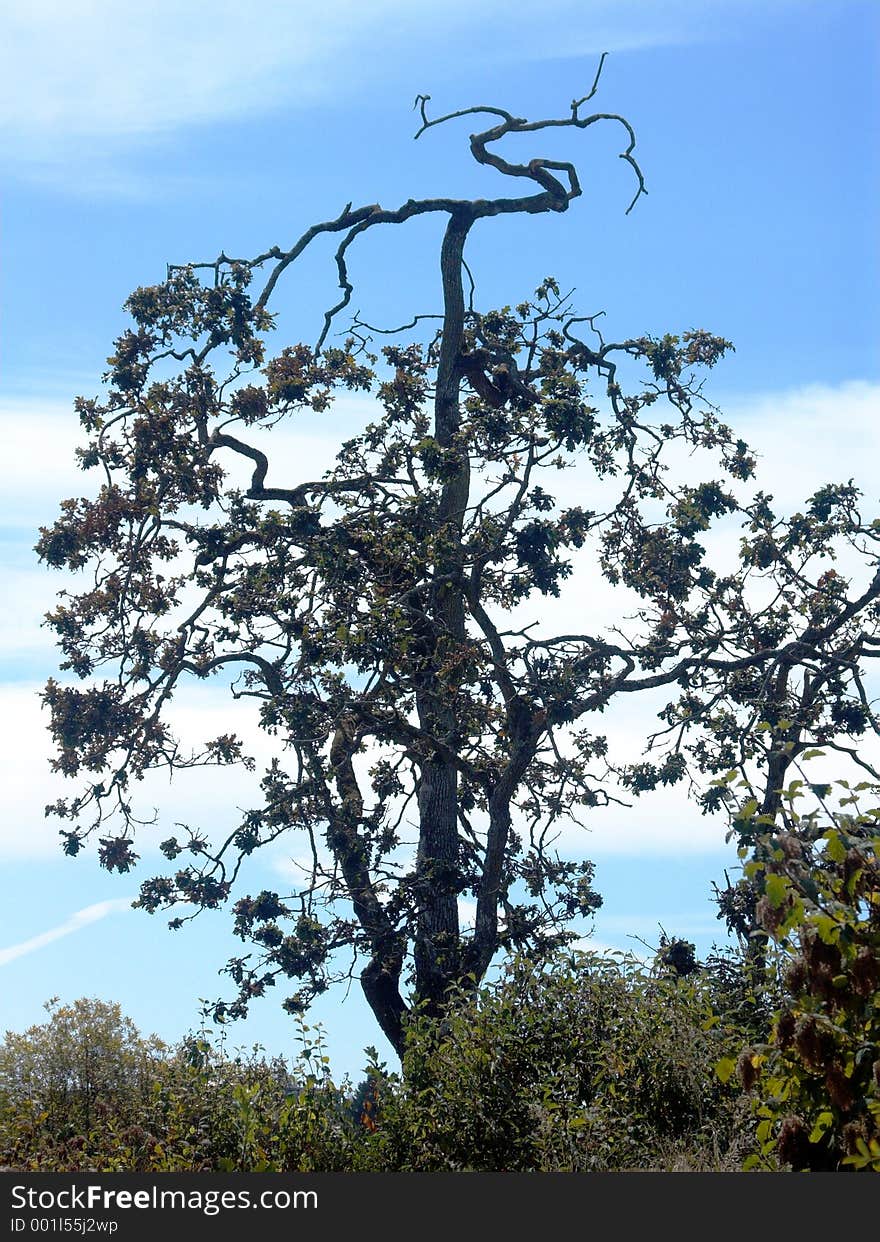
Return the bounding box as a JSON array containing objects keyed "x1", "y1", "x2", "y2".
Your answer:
[
  {"x1": 327, "y1": 722, "x2": 409, "y2": 1054},
  {"x1": 467, "y1": 707, "x2": 540, "y2": 980},
  {"x1": 413, "y1": 209, "x2": 474, "y2": 1010}
]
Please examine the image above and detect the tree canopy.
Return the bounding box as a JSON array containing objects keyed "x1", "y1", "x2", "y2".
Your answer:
[{"x1": 38, "y1": 60, "x2": 880, "y2": 1056}]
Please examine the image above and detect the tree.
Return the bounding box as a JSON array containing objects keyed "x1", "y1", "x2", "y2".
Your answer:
[
  {"x1": 0, "y1": 998, "x2": 164, "y2": 1138},
  {"x1": 38, "y1": 58, "x2": 880, "y2": 1057}
]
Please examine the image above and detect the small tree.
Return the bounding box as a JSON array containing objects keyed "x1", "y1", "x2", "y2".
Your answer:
[
  {"x1": 38, "y1": 60, "x2": 880, "y2": 1055},
  {"x1": 0, "y1": 998, "x2": 164, "y2": 1137}
]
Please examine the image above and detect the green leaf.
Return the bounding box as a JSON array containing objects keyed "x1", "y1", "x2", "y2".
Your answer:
[
  {"x1": 765, "y1": 873, "x2": 788, "y2": 909},
  {"x1": 823, "y1": 830, "x2": 846, "y2": 863},
  {"x1": 812, "y1": 914, "x2": 840, "y2": 946},
  {"x1": 809, "y1": 1111, "x2": 833, "y2": 1143},
  {"x1": 715, "y1": 1057, "x2": 736, "y2": 1084}
]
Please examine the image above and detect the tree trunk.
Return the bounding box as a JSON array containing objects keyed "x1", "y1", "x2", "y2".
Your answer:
[{"x1": 413, "y1": 209, "x2": 473, "y2": 1011}]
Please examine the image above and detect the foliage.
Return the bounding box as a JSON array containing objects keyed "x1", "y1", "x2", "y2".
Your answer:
[
  {"x1": 2, "y1": 955, "x2": 768, "y2": 1172},
  {"x1": 0, "y1": 1002, "x2": 357, "y2": 1172},
  {"x1": 344, "y1": 950, "x2": 765, "y2": 1172},
  {"x1": 716, "y1": 765, "x2": 880, "y2": 1171},
  {"x1": 0, "y1": 998, "x2": 165, "y2": 1142}
]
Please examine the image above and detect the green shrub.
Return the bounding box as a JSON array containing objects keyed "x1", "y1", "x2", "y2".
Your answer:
[
  {"x1": 0, "y1": 997, "x2": 165, "y2": 1157},
  {"x1": 361, "y1": 950, "x2": 760, "y2": 1171},
  {"x1": 1, "y1": 953, "x2": 767, "y2": 1172},
  {"x1": 0, "y1": 1004, "x2": 359, "y2": 1172},
  {"x1": 723, "y1": 774, "x2": 880, "y2": 1171}
]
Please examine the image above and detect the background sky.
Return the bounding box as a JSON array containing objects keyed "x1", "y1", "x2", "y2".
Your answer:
[{"x1": 1, "y1": 0, "x2": 878, "y2": 1078}]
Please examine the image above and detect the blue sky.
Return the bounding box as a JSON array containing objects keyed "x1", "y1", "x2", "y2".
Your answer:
[{"x1": 1, "y1": 0, "x2": 878, "y2": 1077}]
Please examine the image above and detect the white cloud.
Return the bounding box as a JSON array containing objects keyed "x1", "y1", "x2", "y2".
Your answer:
[
  {"x1": 458, "y1": 897, "x2": 477, "y2": 929},
  {"x1": 727, "y1": 380, "x2": 880, "y2": 509},
  {"x1": 517, "y1": 379, "x2": 880, "y2": 638},
  {"x1": 569, "y1": 934, "x2": 651, "y2": 963},
  {"x1": 1, "y1": 568, "x2": 67, "y2": 662},
  {"x1": 271, "y1": 851, "x2": 334, "y2": 884},
  {"x1": 0, "y1": 684, "x2": 75, "y2": 859},
  {"x1": 0, "y1": 896, "x2": 133, "y2": 967},
  {"x1": 3, "y1": 377, "x2": 877, "y2": 863},
  {"x1": 549, "y1": 779, "x2": 729, "y2": 857},
  {"x1": 7, "y1": 379, "x2": 877, "y2": 548},
  {"x1": 0, "y1": 680, "x2": 285, "y2": 860},
  {"x1": 0, "y1": 391, "x2": 380, "y2": 663},
  {"x1": 0, "y1": 393, "x2": 378, "y2": 529},
  {"x1": 1, "y1": 1, "x2": 786, "y2": 186},
  {"x1": 0, "y1": 400, "x2": 96, "y2": 530},
  {"x1": 596, "y1": 912, "x2": 724, "y2": 939},
  {"x1": 3, "y1": 0, "x2": 371, "y2": 142}
]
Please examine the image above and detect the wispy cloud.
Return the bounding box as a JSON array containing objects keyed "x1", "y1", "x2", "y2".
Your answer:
[
  {"x1": 0, "y1": 393, "x2": 375, "y2": 528},
  {"x1": 1, "y1": 1, "x2": 781, "y2": 189},
  {"x1": 0, "y1": 680, "x2": 280, "y2": 860},
  {"x1": 0, "y1": 897, "x2": 133, "y2": 967},
  {"x1": 725, "y1": 380, "x2": 880, "y2": 510}
]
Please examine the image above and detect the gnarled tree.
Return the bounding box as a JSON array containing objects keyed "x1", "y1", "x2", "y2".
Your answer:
[{"x1": 39, "y1": 60, "x2": 880, "y2": 1056}]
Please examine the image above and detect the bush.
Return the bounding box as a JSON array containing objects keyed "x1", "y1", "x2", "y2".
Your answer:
[
  {"x1": 1, "y1": 952, "x2": 767, "y2": 1172},
  {"x1": 0, "y1": 1004, "x2": 359, "y2": 1172},
  {"x1": 0, "y1": 998, "x2": 165, "y2": 1153},
  {"x1": 723, "y1": 774, "x2": 880, "y2": 1171},
  {"x1": 361, "y1": 950, "x2": 761, "y2": 1171}
]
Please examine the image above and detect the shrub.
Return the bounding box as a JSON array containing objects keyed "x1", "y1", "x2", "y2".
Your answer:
[
  {"x1": 0, "y1": 997, "x2": 165, "y2": 1152},
  {"x1": 0, "y1": 1005, "x2": 358, "y2": 1172},
  {"x1": 1, "y1": 953, "x2": 768, "y2": 1172},
  {"x1": 362, "y1": 950, "x2": 760, "y2": 1171},
  {"x1": 721, "y1": 773, "x2": 880, "y2": 1171}
]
